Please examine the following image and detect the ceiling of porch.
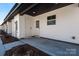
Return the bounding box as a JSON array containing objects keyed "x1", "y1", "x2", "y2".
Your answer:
[{"x1": 19, "y1": 3, "x2": 72, "y2": 16}]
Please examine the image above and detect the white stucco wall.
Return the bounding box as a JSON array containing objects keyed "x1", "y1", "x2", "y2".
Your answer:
[
  {"x1": 18, "y1": 14, "x2": 34, "y2": 38},
  {"x1": 4, "y1": 3, "x2": 79, "y2": 44},
  {"x1": 33, "y1": 4, "x2": 79, "y2": 44},
  {"x1": 4, "y1": 23, "x2": 7, "y2": 32},
  {"x1": 18, "y1": 14, "x2": 26, "y2": 38},
  {"x1": 11, "y1": 14, "x2": 33, "y2": 38},
  {"x1": 0, "y1": 26, "x2": 2, "y2": 30},
  {"x1": 12, "y1": 19, "x2": 15, "y2": 36},
  {"x1": 12, "y1": 14, "x2": 20, "y2": 37},
  {"x1": 0, "y1": 25, "x2": 4, "y2": 31},
  {"x1": 1, "y1": 24, "x2": 5, "y2": 31},
  {"x1": 7, "y1": 21, "x2": 12, "y2": 34}
]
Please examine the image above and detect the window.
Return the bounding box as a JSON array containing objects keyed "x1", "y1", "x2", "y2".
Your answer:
[
  {"x1": 36, "y1": 20, "x2": 39, "y2": 28},
  {"x1": 47, "y1": 15, "x2": 56, "y2": 25}
]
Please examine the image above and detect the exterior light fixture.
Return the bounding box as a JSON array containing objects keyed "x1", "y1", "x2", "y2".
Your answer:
[{"x1": 33, "y1": 11, "x2": 36, "y2": 14}]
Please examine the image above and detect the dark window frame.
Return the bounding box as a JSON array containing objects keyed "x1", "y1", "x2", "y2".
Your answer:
[
  {"x1": 36, "y1": 20, "x2": 39, "y2": 28},
  {"x1": 47, "y1": 15, "x2": 56, "y2": 25}
]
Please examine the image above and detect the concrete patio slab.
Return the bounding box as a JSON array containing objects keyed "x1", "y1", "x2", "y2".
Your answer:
[{"x1": 20, "y1": 37, "x2": 79, "y2": 56}]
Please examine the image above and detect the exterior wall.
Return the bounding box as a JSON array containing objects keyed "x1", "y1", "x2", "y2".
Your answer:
[
  {"x1": 7, "y1": 21, "x2": 12, "y2": 34},
  {"x1": 12, "y1": 19, "x2": 15, "y2": 36},
  {"x1": 0, "y1": 25, "x2": 4, "y2": 30},
  {"x1": 24, "y1": 15, "x2": 34, "y2": 37},
  {"x1": 2, "y1": 3, "x2": 79, "y2": 44},
  {"x1": 0, "y1": 25, "x2": 2, "y2": 30},
  {"x1": 1, "y1": 24, "x2": 5, "y2": 31},
  {"x1": 12, "y1": 14, "x2": 20, "y2": 37},
  {"x1": 18, "y1": 14, "x2": 34, "y2": 38},
  {"x1": 33, "y1": 4, "x2": 79, "y2": 44},
  {"x1": 0, "y1": 24, "x2": 7, "y2": 32},
  {"x1": 4, "y1": 23, "x2": 7, "y2": 32},
  {"x1": 11, "y1": 14, "x2": 34, "y2": 38},
  {"x1": 17, "y1": 14, "x2": 25, "y2": 38}
]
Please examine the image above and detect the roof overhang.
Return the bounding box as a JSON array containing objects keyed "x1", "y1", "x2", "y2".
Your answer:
[
  {"x1": 1, "y1": 3, "x2": 73, "y2": 25},
  {"x1": 21, "y1": 3, "x2": 72, "y2": 16}
]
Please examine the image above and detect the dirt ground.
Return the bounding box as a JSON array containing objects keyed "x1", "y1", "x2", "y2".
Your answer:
[
  {"x1": 0, "y1": 30, "x2": 19, "y2": 44},
  {"x1": 4, "y1": 44, "x2": 49, "y2": 56}
]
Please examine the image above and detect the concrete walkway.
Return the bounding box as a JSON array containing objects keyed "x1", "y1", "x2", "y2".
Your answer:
[
  {"x1": 0, "y1": 37, "x2": 26, "y2": 56},
  {"x1": 0, "y1": 37, "x2": 5, "y2": 56},
  {"x1": 20, "y1": 37, "x2": 79, "y2": 56}
]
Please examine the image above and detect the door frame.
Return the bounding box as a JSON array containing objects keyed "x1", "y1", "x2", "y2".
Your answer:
[{"x1": 35, "y1": 20, "x2": 40, "y2": 37}]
